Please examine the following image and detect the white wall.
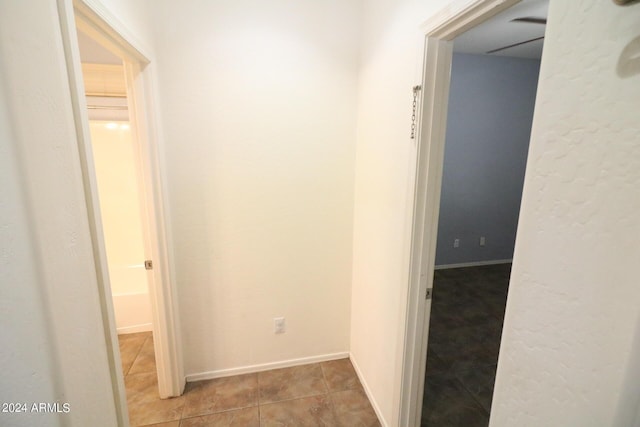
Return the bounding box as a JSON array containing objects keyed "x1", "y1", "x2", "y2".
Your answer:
[
  {"x1": 0, "y1": 62, "x2": 61, "y2": 427},
  {"x1": 91, "y1": 0, "x2": 157, "y2": 57},
  {"x1": 0, "y1": 1, "x2": 119, "y2": 425},
  {"x1": 491, "y1": 1, "x2": 640, "y2": 426},
  {"x1": 350, "y1": 0, "x2": 455, "y2": 424},
  {"x1": 146, "y1": 0, "x2": 362, "y2": 376}
]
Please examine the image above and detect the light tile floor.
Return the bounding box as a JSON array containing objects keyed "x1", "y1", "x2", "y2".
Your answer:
[{"x1": 119, "y1": 332, "x2": 381, "y2": 426}]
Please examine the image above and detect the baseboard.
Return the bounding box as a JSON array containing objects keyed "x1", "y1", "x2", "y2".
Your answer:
[
  {"x1": 434, "y1": 259, "x2": 512, "y2": 270},
  {"x1": 117, "y1": 323, "x2": 152, "y2": 334},
  {"x1": 185, "y1": 352, "x2": 350, "y2": 382},
  {"x1": 349, "y1": 354, "x2": 389, "y2": 427},
  {"x1": 112, "y1": 291, "x2": 153, "y2": 333}
]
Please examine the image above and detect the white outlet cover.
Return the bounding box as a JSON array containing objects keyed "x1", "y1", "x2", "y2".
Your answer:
[{"x1": 274, "y1": 317, "x2": 285, "y2": 334}]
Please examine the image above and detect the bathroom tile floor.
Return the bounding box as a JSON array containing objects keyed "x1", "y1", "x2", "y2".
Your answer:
[
  {"x1": 421, "y1": 264, "x2": 511, "y2": 426},
  {"x1": 119, "y1": 332, "x2": 380, "y2": 426}
]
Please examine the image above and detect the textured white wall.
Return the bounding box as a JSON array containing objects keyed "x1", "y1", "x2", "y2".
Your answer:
[
  {"x1": 0, "y1": 64, "x2": 61, "y2": 427},
  {"x1": 0, "y1": 1, "x2": 119, "y2": 425},
  {"x1": 146, "y1": 0, "x2": 361, "y2": 375},
  {"x1": 492, "y1": 1, "x2": 640, "y2": 426}
]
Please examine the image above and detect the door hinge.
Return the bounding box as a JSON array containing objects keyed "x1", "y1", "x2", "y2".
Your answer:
[
  {"x1": 144, "y1": 260, "x2": 153, "y2": 270},
  {"x1": 425, "y1": 288, "x2": 432, "y2": 300}
]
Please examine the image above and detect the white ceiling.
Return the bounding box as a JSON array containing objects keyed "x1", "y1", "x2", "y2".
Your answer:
[
  {"x1": 77, "y1": 31, "x2": 122, "y2": 65},
  {"x1": 74, "y1": 2, "x2": 547, "y2": 64},
  {"x1": 454, "y1": 0, "x2": 549, "y2": 59}
]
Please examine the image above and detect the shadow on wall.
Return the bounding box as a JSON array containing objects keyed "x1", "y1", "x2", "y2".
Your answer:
[
  {"x1": 613, "y1": 313, "x2": 640, "y2": 426},
  {"x1": 617, "y1": 35, "x2": 640, "y2": 78}
]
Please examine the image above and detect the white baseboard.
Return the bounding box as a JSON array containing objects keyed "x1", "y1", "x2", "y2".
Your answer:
[
  {"x1": 434, "y1": 258, "x2": 512, "y2": 270},
  {"x1": 349, "y1": 354, "x2": 388, "y2": 427},
  {"x1": 117, "y1": 323, "x2": 152, "y2": 334},
  {"x1": 185, "y1": 352, "x2": 350, "y2": 382}
]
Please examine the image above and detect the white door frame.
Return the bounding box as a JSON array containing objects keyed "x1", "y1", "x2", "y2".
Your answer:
[
  {"x1": 56, "y1": 0, "x2": 185, "y2": 422},
  {"x1": 398, "y1": 0, "x2": 521, "y2": 425}
]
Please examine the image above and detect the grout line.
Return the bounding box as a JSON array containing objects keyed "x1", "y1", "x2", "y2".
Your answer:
[
  {"x1": 455, "y1": 375, "x2": 491, "y2": 418},
  {"x1": 257, "y1": 401, "x2": 261, "y2": 425},
  {"x1": 256, "y1": 370, "x2": 261, "y2": 423},
  {"x1": 133, "y1": 333, "x2": 151, "y2": 375},
  {"x1": 319, "y1": 361, "x2": 341, "y2": 423},
  {"x1": 121, "y1": 332, "x2": 150, "y2": 377},
  {"x1": 319, "y1": 360, "x2": 330, "y2": 393},
  {"x1": 177, "y1": 381, "x2": 187, "y2": 424},
  {"x1": 259, "y1": 391, "x2": 329, "y2": 406},
  {"x1": 178, "y1": 403, "x2": 260, "y2": 422}
]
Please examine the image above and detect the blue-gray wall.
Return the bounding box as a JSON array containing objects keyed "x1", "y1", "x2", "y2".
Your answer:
[{"x1": 435, "y1": 53, "x2": 540, "y2": 266}]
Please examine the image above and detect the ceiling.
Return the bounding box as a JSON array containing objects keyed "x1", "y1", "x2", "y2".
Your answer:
[
  {"x1": 77, "y1": 31, "x2": 122, "y2": 65},
  {"x1": 454, "y1": 0, "x2": 549, "y2": 59},
  {"x1": 74, "y1": 2, "x2": 548, "y2": 64}
]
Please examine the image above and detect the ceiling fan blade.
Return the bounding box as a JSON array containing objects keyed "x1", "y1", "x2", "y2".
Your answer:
[
  {"x1": 487, "y1": 36, "x2": 545, "y2": 54},
  {"x1": 511, "y1": 17, "x2": 547, "y2": 25}
]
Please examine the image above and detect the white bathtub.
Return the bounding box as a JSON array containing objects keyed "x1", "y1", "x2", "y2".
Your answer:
[{"x1": 112, "y1": 290, "x2": 153, "y2": 334}]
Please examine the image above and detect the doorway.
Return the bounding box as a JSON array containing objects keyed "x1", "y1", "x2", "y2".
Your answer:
[
  {"x1": 400, "y1": 0, "x2": 548, "y2": 425},
  {"x1": 76, "y1": 31, "x2": 160, "y2": 405},
  {"x1": 57, "y1": 0, "x2": 185, "y2": 423},
  {"x1": 77, "y1": 30, "x2": 155, "y2": 334},
  {"x1": 423, "y1": 13, "x2": 544, "y2": 426}
]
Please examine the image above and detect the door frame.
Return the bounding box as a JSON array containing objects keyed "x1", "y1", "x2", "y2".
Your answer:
[
  {"x1": 398, "y1": 0, "x2": 521, "y2": 425},
  {"x1": 56, "y1": 0, "x2": 185, "y2": 420}
]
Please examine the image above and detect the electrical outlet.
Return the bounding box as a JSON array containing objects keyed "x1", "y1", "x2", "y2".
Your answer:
[
  {"x1": 453, "y1": 238, "x2": 460, "y2": 248},
  {"x1": 480, "y1": 236, "x2": 486, "y2": 246},
  {"x1": 274, "y1": 317, "x2": 285, "y2": 334}
]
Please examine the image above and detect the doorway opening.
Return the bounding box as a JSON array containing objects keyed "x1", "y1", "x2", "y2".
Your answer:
[
  {"x1": 76, "y1": 26, "x2": 159, "y2": 403},
  {"x1": 57, "y1": 0, "x2": 185, "y2": 424},
  {"x1": 400, "y1": 0, "x2": 548, "y2": 425}
]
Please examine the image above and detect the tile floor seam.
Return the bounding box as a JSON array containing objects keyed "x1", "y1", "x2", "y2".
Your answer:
[
  {"x1": 126, "y1": 335, "x2": 149, "y2": 376},
  {"x1": 326, "y1": 391, "x2": 342, "y2": 427},
  {"x1": 319, "y1": 361, "x2": 330, "y2": 393},
  {"x1": 178, "y1": 403, "x2": 258, "y2": 422},
  {"x1": 257, "y1": 400, "x2": 261, "y2": 425},
  {"x1": 256, "y1": 370, "x2": 262, "y2": 406},
  {"x1": 259, "y1": 390, "x2": 329, "y2": 406},
  {"x1": 177, "y1": 373, "x2": 189, "y2": 423},
  {"x1": 454, "y1": 375, "x2": 490, "y2": 418}
]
